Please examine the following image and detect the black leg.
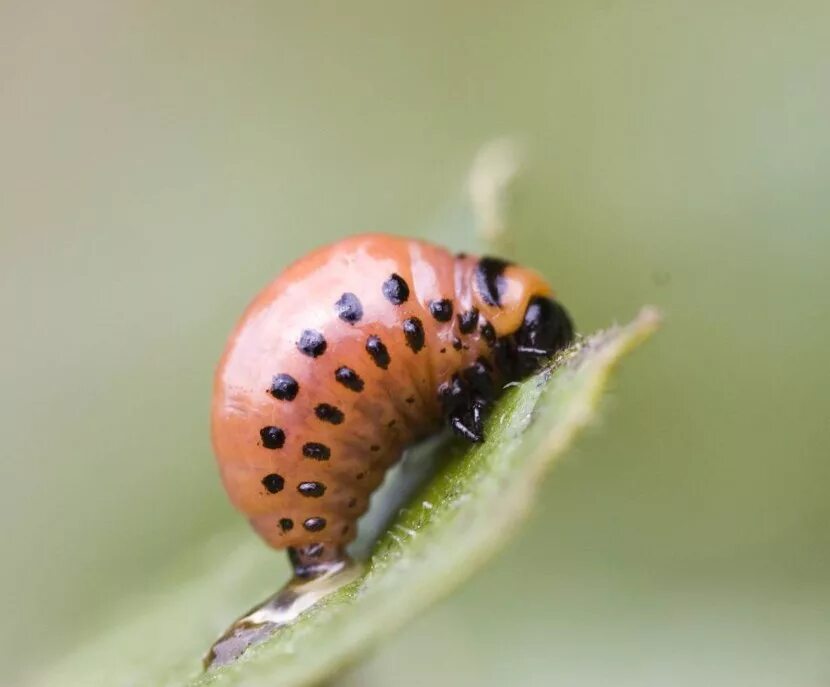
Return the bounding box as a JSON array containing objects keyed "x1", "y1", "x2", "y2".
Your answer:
[
  {"x1": 470, "y1": 397, "x2": 489, "y2": 433},
  {"x1": 450, "y1": 413, "x2": 484, "y2": 443},
  {"x1": 288, "y1": 543, "x2": 350, "y2": 579}
]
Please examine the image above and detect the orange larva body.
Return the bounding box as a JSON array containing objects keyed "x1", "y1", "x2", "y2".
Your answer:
[{"x1": 211, "y1": 234, "x2": 573, "y2": 576}]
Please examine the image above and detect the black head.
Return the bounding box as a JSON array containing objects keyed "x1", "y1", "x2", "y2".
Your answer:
[{"x1": 513, "y1": 296, "x2": 574, "y2": 375}]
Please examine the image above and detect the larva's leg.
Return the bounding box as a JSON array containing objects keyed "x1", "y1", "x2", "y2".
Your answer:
[
  {"x1": 470, "y1": 397, "x2": 489, "y2": 434},
  {"x1": 288, "y1": 543, "x2": 351, "y2": 580},
  {"x1": 453, "y1": 395, "x2": 492, "y2": 442},
  {"x1": 450, "y1": 414, "x2": 483, "y2": 443}
]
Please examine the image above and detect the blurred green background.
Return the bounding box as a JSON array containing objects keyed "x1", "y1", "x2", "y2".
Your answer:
[{"x1": 2, "y1": 2, "x2": 828, "y2": 685}]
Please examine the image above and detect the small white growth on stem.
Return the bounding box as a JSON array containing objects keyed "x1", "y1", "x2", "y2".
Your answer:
[{"x1": 394, "y1": 524, "x2": 418, "y2": 538}]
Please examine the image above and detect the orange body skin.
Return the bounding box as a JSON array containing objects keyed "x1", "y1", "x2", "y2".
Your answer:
[{"x1": 211, "y1": 234, "x2": 554, "y2": 552}]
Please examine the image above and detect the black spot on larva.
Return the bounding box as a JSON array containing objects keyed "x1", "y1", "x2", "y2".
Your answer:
[
  {"x1": 341, "y1": 524, "x2": 349, "y2": 535},
  {"x1": 279, "y1": 518, "x2": 294, "y2": 532},
  {"x1": 458, "y1": 308, "x2": 479, "y2": 334},
  {"x1": 440, "y1": 347, "x2": 447, "y2": 353},
  {"x1": 298, "y1": 481, "x2": 326, "y2": 497},
  {"x1": 455, "y1": 252, "x2": 468, "y2": 259},
  {"x1": 348, "y1": 497, "x2": 357, "y2": 508},
  {"x1": 405, "y1": 396, "x2": 415, "y2": 404},
  {"x1": 387, "y1": 419, "x2": 396, "y2": 428},
  {"x1": 382, "y1": 273, "x2": 409, "y2": 305},
  {"x1": 335, "y1": 366, "x2": 364, "y2": 392},
  {"x1": 403, "y1": 317, "x2": 425, "y2": 353},
  {"x1": 370, "y1": 444, "x2": 380, "y2": 452},
  {"x1": 297, "y1": 329, "x2": 327, "y2": 357},
  {"x1": 475, "y1": 256, "x2": 511, "y2": 306},
  {"x1": 302, "y1": 442, "x2": 331, "y2": 460},
  {"x1": 315, "y1": 403, "x2": 344, "y2": 424},
  {"x1": 428, "y1": 298, "x2": 453, "y2": 322},
  {"x1": 480, "y1": 320, "x2": 496, "y2": 346},
  {"x1": 366, "y1": 335, "x2": 390, "y2": 369},
  {"x1": 356, "y1": 472, "x2": 365, "y2": 480},
  {"x1": 334, "y1": 292, "x2": 363, "y2": 324},
  {"x1": 269, "y1": 373, "x2": 299, "y2": 401},
  {"x1": 303, "y1": 517, "x2": 326, "y2": 532},
  {"x1": 452, "y1": 337, "x2": 463, "y2": 351},
  {"x1": 261, "y1": 473, "x2": 284, "y2": 493},
  {"x1": 260, "y1": 426, "x2": 285, "y2": 449}
]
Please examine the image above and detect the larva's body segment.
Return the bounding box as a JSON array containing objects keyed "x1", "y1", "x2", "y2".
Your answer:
[{"x1": 211, "y1": 234, "x2": 573, "y2": 570}]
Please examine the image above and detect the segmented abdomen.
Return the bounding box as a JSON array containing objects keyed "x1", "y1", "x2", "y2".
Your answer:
[{"x1": 211, "y1": 235, "x2": 496, "y2": 549}]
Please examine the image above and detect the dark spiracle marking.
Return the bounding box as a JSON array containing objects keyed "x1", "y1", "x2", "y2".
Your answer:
[
  {"x1": 382, "y1": 273, "x2": 409, "y2": 305},
  {"x1": 387, "y1": 419, "x2": 396, "y2": 428},
  {"x1": 458, "y1": 308, "x2": 479, "y2": 334},
  {"x1": 261, "y1": 473, "x2": 284, "y2": 493},
  {"x1": 302, "y1": 442, "x2": 331, "y2": 461},
  {"x1": 366, "y1": 335, "x2": 390, "y2": 369},
  {"x1": 260, "y1": 426, "x2": 285, "y2": 449},
  {"x1": 297, "y1": 329, "x2": 327, "y2": 357},
  {"x1": 341, "y1": 524, "x2": 349, "y2": 535},
  {"x1": 428, "y1": 298, "x2": 454, "y2": 322},
  {"x1": 348, "y1": 497, "x2": 357, "y2": 508},
  {"x1": 356, "y1": 472, "x2": 365, "y2": 480},
  {"x1": 370, "y1": 444, "x2": 380, "y2": 452},
  {"x1": 303, "y1": 517, "x2": 327, "y2": 532},
  {"x1": 297, "y1": 481, "x2": 326, "y2": 497},
  {"x1": 440, "y1": 347, "x2": 447, "y2": 353},
  {"x1": 475, "y1": 256, "x2": 511, "y2": 307},
  {"x1": 315, "y1": 403, "x2": 344, "y2": 424},
  {"x1": 335, "y1": 366, "x2": 364, "y2": 392},
  {"x1": 403, "y1": 317, "x2": 425, "y2": 353},
  {"x1": 405, "y1": 396, "x2": 415, "y2": 404},
  {"x1": 334, "y1": 292, "x2": 363, "y2": 324},
  {"x1": 269, "y1": 373, "x2": 299, "y2": 401},
  {"x1": 278, "y1": 518, "x2": 294, "y2": 532},
  {"x1": 480, "y1": 320, "x2": 496, "y2": 346},
  {"x1": 452, "y1": 337, "x2": 463, "y2": 351}
]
